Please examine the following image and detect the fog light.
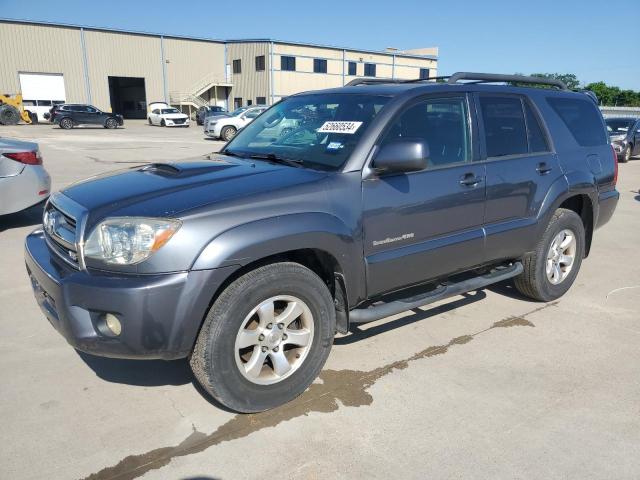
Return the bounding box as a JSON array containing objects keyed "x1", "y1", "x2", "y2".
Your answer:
[{"x1": 104, "y1": 313, "x2": 122, "y2": 336}]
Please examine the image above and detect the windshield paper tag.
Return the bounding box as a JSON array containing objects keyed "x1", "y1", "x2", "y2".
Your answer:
[{"x1": 317, "y1": 121, "x2": 363, "y2": 134}]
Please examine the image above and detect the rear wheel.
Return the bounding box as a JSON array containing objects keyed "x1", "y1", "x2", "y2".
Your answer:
[
  {"x1": 514, "y1": 208, "x2": 585, "y2": 302},
  {"x1": 27, "y1": 111, "x2": 39, "y2": 124},
  {"x1": 221, "y1": 125, "x2": 237, "y2": 141},
  {"x1": 190, "y1": 262, "x2": 335, "y2": 413},
  {"x1": 59, "y1": 118, "x2": 73, "y2": 130}
]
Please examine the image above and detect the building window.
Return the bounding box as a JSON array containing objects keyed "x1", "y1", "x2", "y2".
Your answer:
[
  {"x1": 232, "y1": 59, "x2": 242, "y2": 74},
  {"x1": 419, "y1": 68, "x2": 430, "y2": 80},
  {"x1": 255, "y1": 55, "x2": 265, "y2": 71},
  {"x1": 281, "y1": 56, "x2": 296, "y2": 71},
  {"x1": 234, "y1": 97, "x2": 243, "y2": 109},
  {"x1": 313, "y1": 58, "x2": 327, "y2": 73},
  {"x1": 364, "y1": 63, "x2": 376, "y2": 77},
  {"x1": 256, "y1": 96, "x2": 267, "y2": 105},
  {"x1": 348, "y1": 61, "x2": 357, "y2": 76},
  {"x1": 247, "y1": 99, "x2": 253, "y2": 106}
]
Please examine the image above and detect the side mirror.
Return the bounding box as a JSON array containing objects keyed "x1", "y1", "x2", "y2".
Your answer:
[{"x1": 373, "y1": 139, "x2": 429, "y2": 173}]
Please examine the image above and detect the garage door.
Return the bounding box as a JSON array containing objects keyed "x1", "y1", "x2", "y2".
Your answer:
[{"x1": 19, "y1": 73, "x2": 66, "y2": 102}]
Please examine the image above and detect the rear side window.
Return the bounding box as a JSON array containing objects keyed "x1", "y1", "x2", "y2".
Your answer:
[
  {"x1": 480, "y1": 96, "x2": 528, "y2": 157},
  {"x1": 524, "y1": 101, "x2": 550, "y2": 153},
  {"x1": 547, "y1": 97, "x2": 607, "y2": 147}
]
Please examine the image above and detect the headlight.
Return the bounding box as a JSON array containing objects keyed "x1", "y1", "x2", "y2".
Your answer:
[{"x1": 84, "y1": 217, "x2": 181, "y2": 265}]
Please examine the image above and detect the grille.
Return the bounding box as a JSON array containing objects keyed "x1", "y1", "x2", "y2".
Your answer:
[
  {"x1": 43, "y1": 201, "x2": 80, "y2": 268},
  {"x1": 172, "y1": 118, "x2": 186, "y2": 124}
]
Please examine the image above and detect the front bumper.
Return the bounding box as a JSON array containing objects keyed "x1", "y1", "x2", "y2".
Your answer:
[
  {"x1": 165, "y1": 118, "x2": 189, "y2": 127},
  {"x1": 25, "y1": 229, "x2": 236, "y2": 360},
  {"x1": 0, "y1": 165, "x2": 50, "y2": 215},
  {"x1": 204, "y1": 124, "x2": 222, "y2": 137}
]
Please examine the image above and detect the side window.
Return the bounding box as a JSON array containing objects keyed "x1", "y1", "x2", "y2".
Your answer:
[
  {"x1": 479, "y1": 96, "x2": 528, "y2": 157},
  {"x1": 381, "y1": 97, "x2": 471, "y2": 167},
  {"x1": 546, "y1": 97, "x2": 607, "y2": 147},
  {"x1": 152, "y1": 109, "x2": 160, "y2": 114},
  {"x1": 86, "y1": 106, "x2": 97, "y2": 113},
  {"x1": 524, "y1": 101, "x2": 550, "y2": 153}
]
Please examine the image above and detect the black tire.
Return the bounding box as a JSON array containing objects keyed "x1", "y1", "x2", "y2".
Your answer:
[
  {"x1": 105, "y1": 118, "x2": 117, "y2": 129},
  {"x1": 27, "y1": 111, "x2": 39, "y2": 124},
  {"x1": 514, "y1": 208, "x2": 585, "y2": 302},
  {"x1": 621, "y1": 145, "x2": 632, "y2": 163},
  {"x1": 59, "y1": 117, "x2": 73, "y2": 130},
  {"x1": 221, "y1": 125, "x2": 237, "y2": 141},
  {"x1": 190, "y1": 262, "x2": 336, "y2": 413},
  {"x1": 161, "y1": 119, "x2": 166, "y2": 127},
  {"x1": 0, "y1": 105, "x2": 21, "y2": 125},
  {"x1": 148, "y1": 117, "x2": 152, "y2": 125}
]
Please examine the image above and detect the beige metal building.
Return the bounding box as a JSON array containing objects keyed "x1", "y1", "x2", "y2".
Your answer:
[
  {"x1": 226, "y1": 40, "x2": 438, "y2": 108},
  {"x1": 0, "y1": 19, "x2": 438, "y2": 118}
]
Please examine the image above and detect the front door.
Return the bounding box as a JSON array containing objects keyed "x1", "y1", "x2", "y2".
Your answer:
[
  {"x1": 362, "y1": 95, "x2": 486, "y2": 298},
  {"x1": 477, "y1": 94, "x2": 561, "y2": 262}
]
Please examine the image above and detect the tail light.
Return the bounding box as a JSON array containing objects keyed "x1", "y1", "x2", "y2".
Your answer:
[
  {"x1": 611, "y1": 144, "x2": 618, "y2": 186},
  {"x1": 3, "y1": 150, "x2": 42, "y2": 165}
]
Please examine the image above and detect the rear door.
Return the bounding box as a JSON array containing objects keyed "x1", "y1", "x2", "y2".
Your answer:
[
  {"x1": 362, "y1": 94, "x2": 486, "y2": 297},
  {"x1": 477, "y1": 94, "x2": 560, "y2": 262}
]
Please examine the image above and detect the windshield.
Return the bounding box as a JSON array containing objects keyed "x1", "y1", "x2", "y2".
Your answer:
[
  {"x1": 161, "y1": 108, "x2": 180, "y2": 114},
  {"x1": 231, "y1": 107, "x2": 250, "y2": 116},
  {"x1": 606, "y1": 119, "x2": 634, "y2": 134},
  {"x1": 223, "y1": 93, "x2": 390, "y2": 171}
]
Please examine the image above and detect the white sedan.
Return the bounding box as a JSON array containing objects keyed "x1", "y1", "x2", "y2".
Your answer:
[
  {"x1": 148, "y1": 107, "x2": 190, "y2": 127},
  {"x1": 0, "y1": 137, "x2": 50, "y2": 216}
]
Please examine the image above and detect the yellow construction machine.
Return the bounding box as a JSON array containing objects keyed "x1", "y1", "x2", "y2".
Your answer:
[{"x1": 0, "y1": 94, "x2": 33, "y2": 125}]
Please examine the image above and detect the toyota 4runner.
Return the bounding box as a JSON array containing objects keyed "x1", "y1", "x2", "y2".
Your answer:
[{"x1": 25, "y1": 73, "x2": 619, "y2": 412}]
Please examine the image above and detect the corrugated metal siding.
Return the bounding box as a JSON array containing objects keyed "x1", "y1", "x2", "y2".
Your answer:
[
  {"x1": 163, "y1": 37, "x2": 226, "y2": 93},
  {"x1": 0, "y1": 22, "x2": 86, "y2": 102},
  {"x1": 227, "y1": 42, "x2": 270, "y2": 105},
  {"x1": 83, "y1": 30, "x2": 164, "y2": 111}
]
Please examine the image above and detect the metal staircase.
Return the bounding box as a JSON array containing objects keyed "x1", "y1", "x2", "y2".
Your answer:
[{"x1": 169, "y1": 72, "x2": 232, "y2": 109}]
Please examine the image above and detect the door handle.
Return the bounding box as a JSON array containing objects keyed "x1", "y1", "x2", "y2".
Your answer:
[
  {"x1": 459, "y1": 173, "x2": 482, "y2": 187},
  {"x1": 536, "y1": 162, "x2": 552, "y2": 175}
]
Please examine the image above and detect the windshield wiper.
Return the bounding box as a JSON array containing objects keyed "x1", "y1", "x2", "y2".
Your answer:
[{"x1": 248, "y1": 153, "x2": 304, "y2": 168}]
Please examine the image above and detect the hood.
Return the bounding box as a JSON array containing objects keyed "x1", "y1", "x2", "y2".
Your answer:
[{"x1": 61, "y1": 155, "x2": 327, "y2": 223}]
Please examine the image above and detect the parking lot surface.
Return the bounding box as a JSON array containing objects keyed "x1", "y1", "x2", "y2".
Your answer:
[{"x1": 1, "y1": 121, "x2": 639, "y2": 480}]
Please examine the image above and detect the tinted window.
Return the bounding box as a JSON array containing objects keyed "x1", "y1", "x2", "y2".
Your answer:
[
  {"x1": 256, "y1": 97, "x2": 266, "y2": 105},
  {"x1": 419, "y1": 68, "x2": 430, "y2": 80},
  {"x1": 524, "y1": 101, "x2": 550, "y2": 152},
  {"x1": 281, "y1": 56, "x2": 296, "y2": 71},
  {"x1": 381, "y1": 97, "x2": 471, "y2": 167},
  {"x1": 232, "y1": 59, "x2": 241, "y2": 74},
  {"x1": 547, "y1": 97, "x2": 607, "y2": 147},
  {"x1": 364, "y1": 63, "x2": 376, "y2": 77},
  {"x1": 480, "y1": 96, "x2": 528, "y2": 157},
  {"x1": 348, "y1": 62, "x2": 357, "y2": 76},
  {"x1": 38, "y1": 100, "x2": 52, "y2": 106},
  {"x1": 255, "y1": 55, "x2": 265, "y2": 71},
  {"x1": 245, "y1": 109, "x2": 261, "y2": 119},
  {"x1": 313, "y1": 58, "x2": 327, "y2": 73}
]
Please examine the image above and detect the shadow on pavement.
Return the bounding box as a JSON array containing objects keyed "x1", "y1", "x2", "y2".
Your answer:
[
  {"x1": 77, "y1": 352, "x2": 194, "y2": 387},
  {"x1": 0, "y1": 201, "x2": 44, "y2": 233}
]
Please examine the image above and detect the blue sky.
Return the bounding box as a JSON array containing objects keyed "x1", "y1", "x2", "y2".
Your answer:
[{"x1": 3, "y1": 0, "x2": 638, "y2": 90}]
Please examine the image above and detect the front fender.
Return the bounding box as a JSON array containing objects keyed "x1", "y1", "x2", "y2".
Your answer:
[{"x1": 192, "y1": 213, "x2": 365, "y2": 305}]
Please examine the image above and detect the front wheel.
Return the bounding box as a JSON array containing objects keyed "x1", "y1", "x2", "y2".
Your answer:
[
  {"x1": 105, "y1": 118, "x2": 117, "y2": 129},
  {"x1": 190, "y1": 262, "x2": 336, "y2": 413},
  {"x1": 161, "y1": 119, "x2": 166, "y2": 127},
  {"x1": 220, "y1": 125, "x2": 237, "y2": 141},
  {"x1": 514, "y1": 208, "x2": 585, "y2": 302}
]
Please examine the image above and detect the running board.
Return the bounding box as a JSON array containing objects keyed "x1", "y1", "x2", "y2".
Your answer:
[{"x1": 349, "y1": 262, "x2": 524, "y2": 324}]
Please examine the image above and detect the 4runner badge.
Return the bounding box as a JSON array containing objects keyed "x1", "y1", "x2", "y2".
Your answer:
[{"x1": 372, "y1": 233, "x2": 415, "y2": 246}]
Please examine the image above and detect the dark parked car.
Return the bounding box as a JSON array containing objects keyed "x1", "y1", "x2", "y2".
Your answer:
[
  {"x1": 44, "y1": 104, "x2": 123, "y2": 130},
  {"x1": 196, "y1": 105, "x2": 227, "y2": 125},
  {"x1": 26, "y1": 73, "x2": 618, "y2": 413},
  {"x1": 606, "y1": 117, "x2": 640, "y2": 162}
]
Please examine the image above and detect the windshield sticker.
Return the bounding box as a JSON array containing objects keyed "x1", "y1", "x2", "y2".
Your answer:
[
  {"x1": 317, "y1": 121, "x2": 363, "y2": 134},
  {"x1": 326, "y1": 142, "x2": 344, "y2": 151}
]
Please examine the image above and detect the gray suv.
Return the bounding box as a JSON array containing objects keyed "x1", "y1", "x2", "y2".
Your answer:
[
  {"x1": 606, "y1": 117, "x2": 640, "y2": 162},
  {"x1": 25, "y1": 73, "x2": 619, "y2": 412}
]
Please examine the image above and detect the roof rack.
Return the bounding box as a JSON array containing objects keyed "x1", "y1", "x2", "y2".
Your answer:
[
  {"x1": 447, "y1": 72, "x2": 568, "y2": 90},
  {"x1": 344, "y1": 72, "x2": 569, "y2": 90}
]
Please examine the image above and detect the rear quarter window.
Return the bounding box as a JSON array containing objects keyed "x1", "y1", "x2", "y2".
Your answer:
[{"x1": 546, "y1": 97, "x2": 607, "y2": 147}]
